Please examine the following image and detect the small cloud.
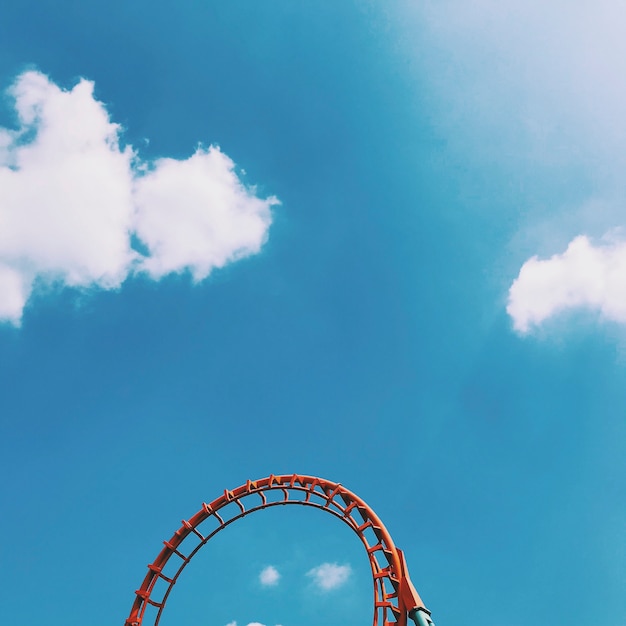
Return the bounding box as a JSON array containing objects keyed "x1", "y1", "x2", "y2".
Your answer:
[
  {"x1": 259, "y1": 565, "x2": 280, "y2": 587},
  {"x1": 306, "y1": 562, "x2": 352, "y2": 591},
  {"x1": 225, "y1": 622, "x2": 237, "y2": 626},
  {"x1": 226, "y1": 620, "x2": 281, "y2": 626},
  {"x1": 0, "y1": 70, "x2": 278, "y2": 325},
  {"x1": 507, "y1": 233, "x2": 626, "y2": 333}
]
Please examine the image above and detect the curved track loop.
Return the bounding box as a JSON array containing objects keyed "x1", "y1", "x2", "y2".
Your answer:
[{"x1": 125, "y1": 474, "x2": 426, "y2": 626}]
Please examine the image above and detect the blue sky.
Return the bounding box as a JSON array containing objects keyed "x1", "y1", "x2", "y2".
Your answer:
[{"x1": 0, "y1": 2, "x2": 624, "y2": 625}]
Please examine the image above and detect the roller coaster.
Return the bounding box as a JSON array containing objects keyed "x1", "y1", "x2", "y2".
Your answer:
[{"x1": 125, "y1": 474, "x2": 436, "y2": 626}]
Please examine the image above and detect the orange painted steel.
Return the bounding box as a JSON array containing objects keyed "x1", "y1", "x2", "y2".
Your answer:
[{"x1": 125, "y1": 474, "x2": 428, "y2": 626}]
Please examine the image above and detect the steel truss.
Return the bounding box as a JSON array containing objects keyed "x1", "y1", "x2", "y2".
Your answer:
[{"x1": 125, "y1": 474, "x2": 433, "y2": 626}]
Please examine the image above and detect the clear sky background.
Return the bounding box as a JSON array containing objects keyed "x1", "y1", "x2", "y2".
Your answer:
[{"x1": 0, "y1": 2, "x2": 624, "y2": 625}]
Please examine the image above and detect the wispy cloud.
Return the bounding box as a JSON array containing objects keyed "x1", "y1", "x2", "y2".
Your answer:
[
  {"x1": 405, "y1": 0, "x2": 626, "y2": 178},
  {"x1": 306, "y1": 562, "x2": 351, "y2": 591},
  {"x1": 0, "y1": 71, "x2": 278, "y2": 325},
  {"x1": 259, "y1": 565, "x2": 280, "y2": 587}
]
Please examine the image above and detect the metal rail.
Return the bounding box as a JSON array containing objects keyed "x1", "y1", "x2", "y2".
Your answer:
[{"x1": 125, "y1": 474, "x2": 434, "y2": 626}]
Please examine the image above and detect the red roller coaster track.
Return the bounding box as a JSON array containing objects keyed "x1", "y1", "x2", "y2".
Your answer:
[{"x1": 125, "y1": 474, "x2": 434, "y2": 626}]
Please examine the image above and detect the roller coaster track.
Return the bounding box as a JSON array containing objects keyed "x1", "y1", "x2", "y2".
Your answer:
[{"x1": 125, "y1": 474, "x2": 434, "y2": 626}]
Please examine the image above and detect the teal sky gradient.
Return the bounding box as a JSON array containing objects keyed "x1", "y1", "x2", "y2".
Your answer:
[{"x1": 0, "y1": 2, "x2": 624, "y2": 626}]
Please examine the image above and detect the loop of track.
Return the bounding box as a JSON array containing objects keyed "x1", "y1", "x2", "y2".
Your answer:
[{"x1": 125, "y1": 474, "x2": 424, "y2": 626}]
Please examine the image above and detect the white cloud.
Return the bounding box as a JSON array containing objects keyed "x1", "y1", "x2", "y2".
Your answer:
[
  {"x1": 394, "y1": 2, "x2": 626, "y2": 335},
  {"x1": 226, "y1": 623, "x2": 281, "y2": 626},
  {"x1": 134, "y1": 147, "x2": 273, "y2": 280},
  {"x1": 259, "y1": 565, "x2": 280, "y2": 587},
  {"x1": 227, "y1": 621, "x2": 283, "y2": 626},
  {"x1": 0, "y1": 70, "x2": 278, "y2": 325},
  {"x1": 306, "y1": 562, "x2": 351, "y2": 591},
  {"x1": 508, "y1": 234, "x2": 626, "y2": 333}
]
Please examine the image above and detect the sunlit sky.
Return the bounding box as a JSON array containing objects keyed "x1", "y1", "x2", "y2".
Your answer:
[{"x1": 0, "y1": 2, "x2": 625, "y2": 625}]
